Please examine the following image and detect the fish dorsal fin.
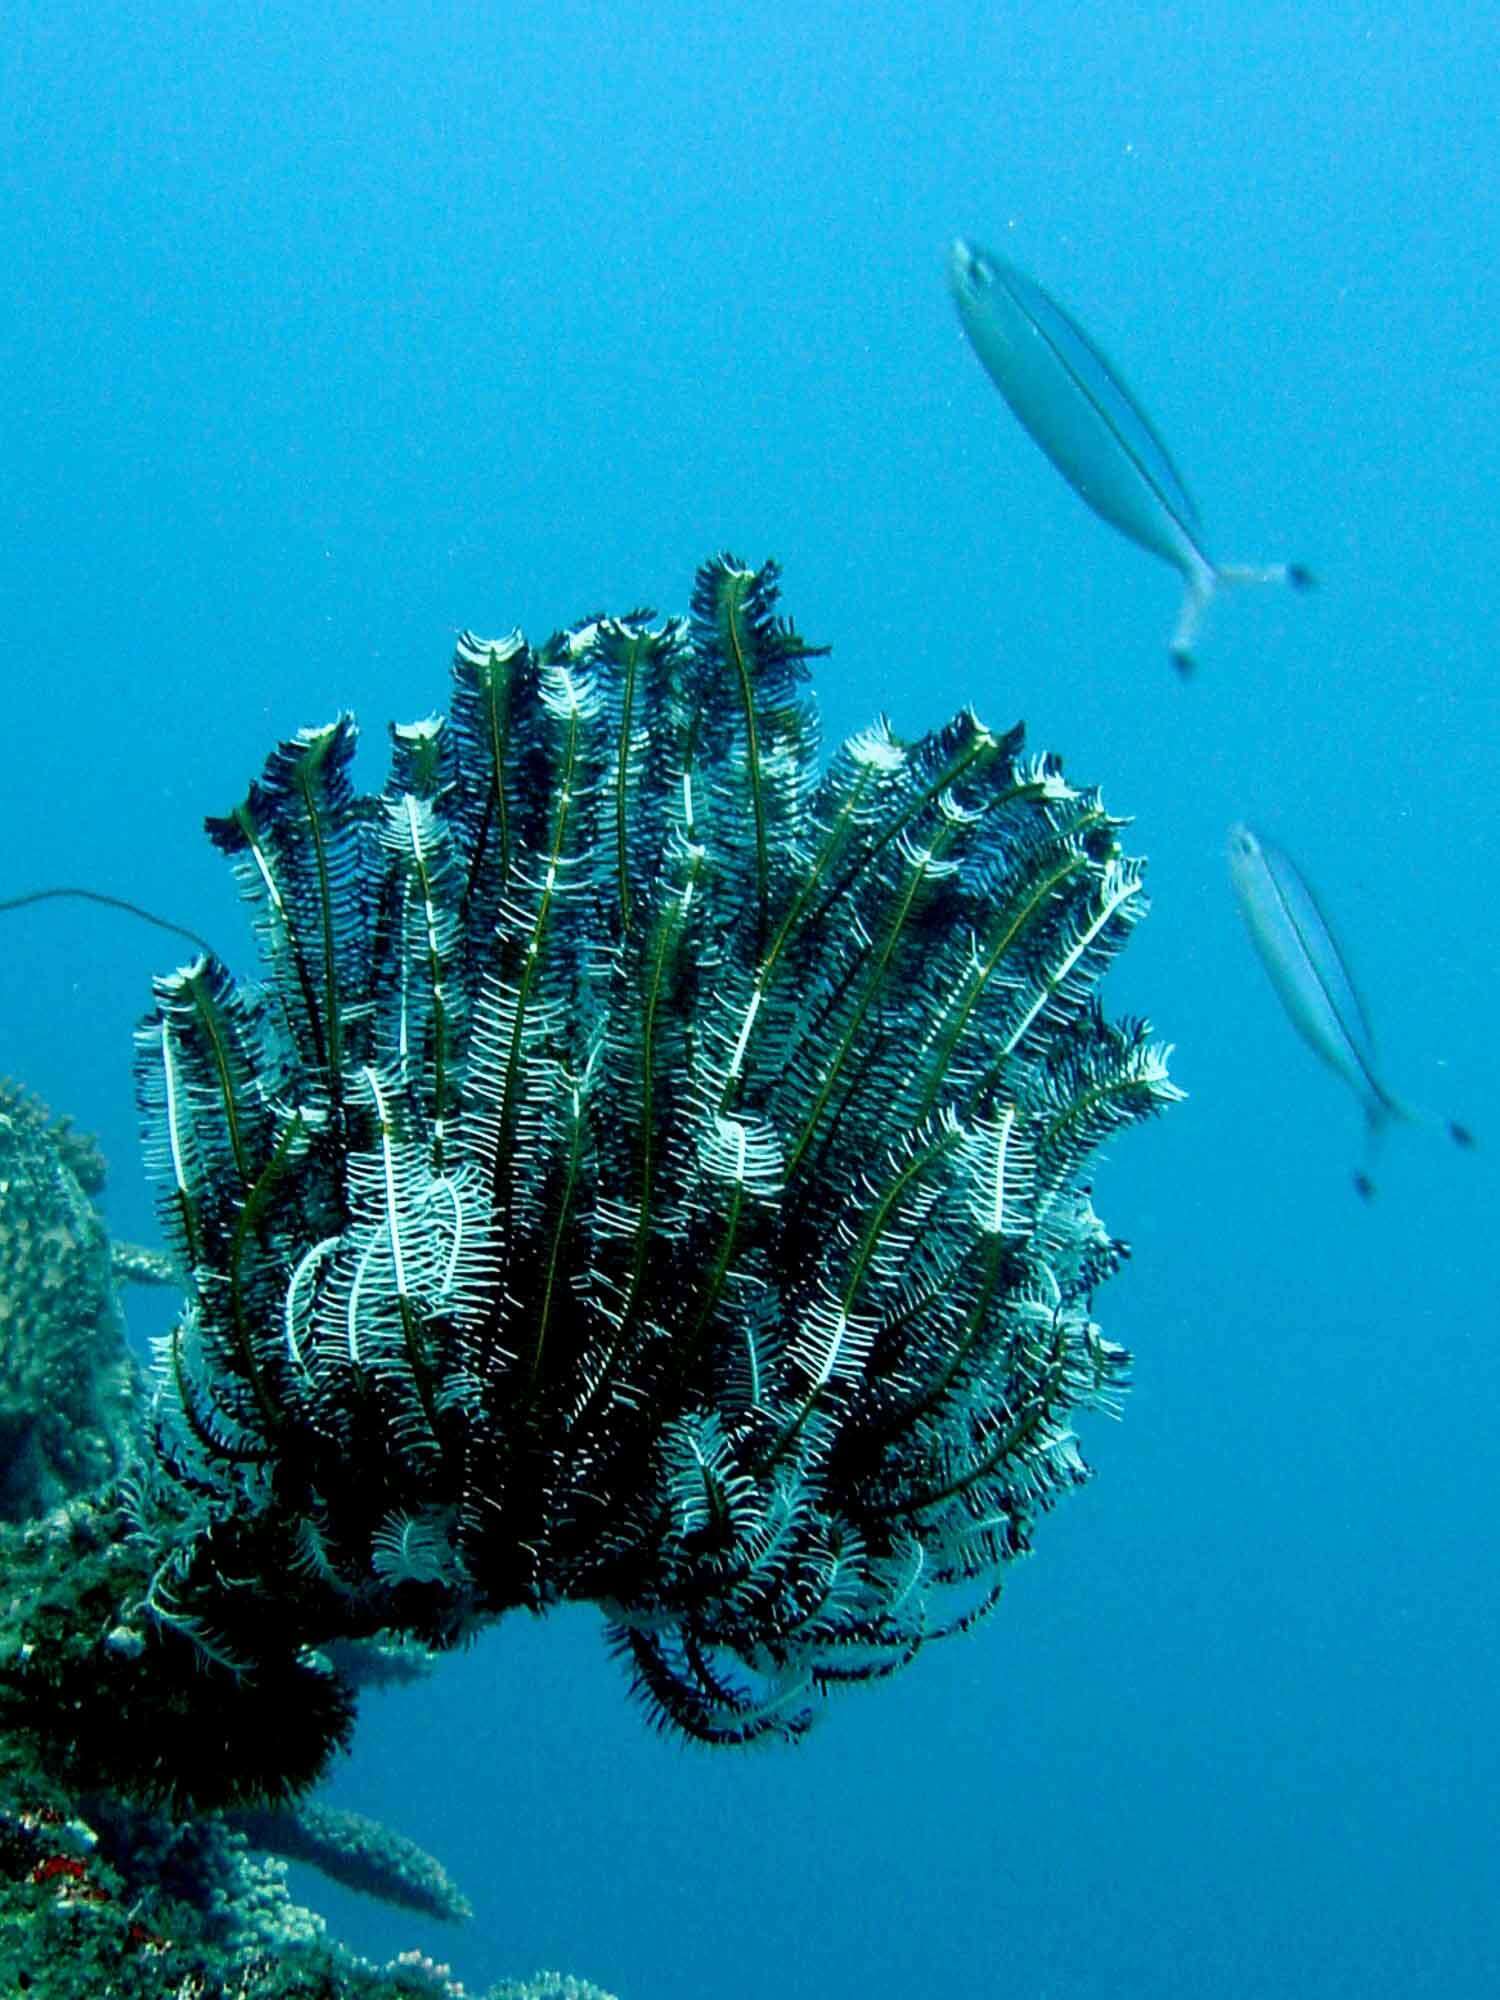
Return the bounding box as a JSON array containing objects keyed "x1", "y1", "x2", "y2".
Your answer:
[{"x1": 996, "y1": 256, "x2": 1202, "y2": 538}]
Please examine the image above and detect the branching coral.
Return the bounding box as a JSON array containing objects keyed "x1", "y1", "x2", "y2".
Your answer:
[
  {"x1": 0, "y1": 1760, "x2": 483, "y2": 1999},
  {"x1": 230, "y1": 1802, "x2": 472, "y2": 1925},
  {"x1": 127, "y1": 554, "x2": 1176, "y2": 1751}
]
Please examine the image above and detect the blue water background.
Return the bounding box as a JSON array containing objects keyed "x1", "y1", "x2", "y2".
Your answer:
[{"x1": 4, "y1": 5, "x2": 1497, "y2": 1994}]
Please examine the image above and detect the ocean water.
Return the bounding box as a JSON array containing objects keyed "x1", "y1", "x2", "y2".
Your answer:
[{"x1": 3, "y1": 4, "x2": 1497, "y2": 1995}]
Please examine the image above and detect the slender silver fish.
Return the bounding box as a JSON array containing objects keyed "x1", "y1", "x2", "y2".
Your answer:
[
  {"x1": 948, "y1": 237, "x2": 1313, "y2": 674},
  {"x1": 1227, "y1": 823, "x2": 1472, "y2": 1196}
]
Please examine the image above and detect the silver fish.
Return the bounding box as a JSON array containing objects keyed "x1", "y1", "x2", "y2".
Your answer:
[
  {"x1": 948, "y1": 238, "x2": 1313, "y2": 674},
  {"x1": 1227, "y1": 823, "x2": 1472, "y2": 1196}
]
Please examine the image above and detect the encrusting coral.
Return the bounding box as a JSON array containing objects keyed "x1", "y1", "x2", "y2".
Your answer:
[
  {"x1": 123, "y1": 552, "x2": 1175, "y2": 1756},
  {"x1": 0, "y1": 1078, "x2": 141, "y2": 1520}
]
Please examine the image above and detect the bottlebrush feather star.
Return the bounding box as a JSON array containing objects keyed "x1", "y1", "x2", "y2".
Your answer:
[{"x1": 134, "y1": 555, "x2": 1178, "y2": 1743}]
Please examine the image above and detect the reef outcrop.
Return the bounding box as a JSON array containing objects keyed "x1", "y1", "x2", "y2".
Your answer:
[{"x1": 0, "y1": 1079, "x2": 138, "y2": 1521}]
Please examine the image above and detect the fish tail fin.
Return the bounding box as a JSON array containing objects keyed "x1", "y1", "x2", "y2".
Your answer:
[
  {"x1": 1176, "y1": 560, "x2": 1315, "y2": 677},
  {"x1": 1168, "y1": 570, "x2": 1215, "y2": 676},
  {"x1": 1216, "y1": 560, "x2": 1318, "y2": 593},
  {"x1": 1354, "y1": 1091, "x2": 1401, "y2": 1199},
  {"x1": 1354, "y1": 1092, "x2": 1474, "y2": 1195},
  {"x1": 1169, "y1": 561, "x2": 1313, "y2": 675},
  {"x1": 1380, "y1": 1084, "x2": 1476, "y2": 1153}
]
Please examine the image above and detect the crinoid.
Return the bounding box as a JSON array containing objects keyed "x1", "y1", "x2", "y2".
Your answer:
[{"x1": 135, "y1": 555, "x2": 1177, "y2": 1744}]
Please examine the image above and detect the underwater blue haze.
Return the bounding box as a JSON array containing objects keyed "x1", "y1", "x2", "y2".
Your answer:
[{"x1": 2, "y1": 3, "x2": 1497, "y2": 1995}]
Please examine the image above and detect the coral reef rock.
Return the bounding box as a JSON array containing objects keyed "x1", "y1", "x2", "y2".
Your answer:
[{"x1": 0, "y1": 1079, "x2": 139, "y2": 1520}]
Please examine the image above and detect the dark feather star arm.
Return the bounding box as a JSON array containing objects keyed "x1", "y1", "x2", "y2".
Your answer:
[{"x1": 132, "y1": 554, "x2": 1179, "y2": 1746}]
